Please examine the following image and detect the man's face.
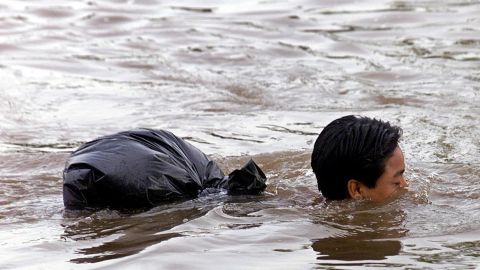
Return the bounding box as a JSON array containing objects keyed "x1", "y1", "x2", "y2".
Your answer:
[{"x1": 362, "y1": 146, "x2": 408, "y2": 202}]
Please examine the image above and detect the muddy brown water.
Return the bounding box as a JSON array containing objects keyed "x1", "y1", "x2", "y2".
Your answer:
[{"x1": 0, "y1": 0, "x2": 479, "y2": 269}]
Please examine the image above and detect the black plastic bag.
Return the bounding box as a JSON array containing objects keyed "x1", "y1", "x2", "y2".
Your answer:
[{"x1": 63, "y1": 128, "x2": 267, "y2": 209}]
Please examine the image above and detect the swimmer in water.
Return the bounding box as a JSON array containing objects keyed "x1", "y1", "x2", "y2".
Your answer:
[{"x1": 311, "y1": 115, "x2": 408, "y2": 202}]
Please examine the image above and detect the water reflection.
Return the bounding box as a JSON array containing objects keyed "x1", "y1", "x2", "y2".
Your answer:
[
  {"x1": 62, "y1": 200, "x2": 216, "y2": 263},
  {"x1": 71, "y1": 232, "x2": 181, "y2": 263},
  {"x1": 312, "y1": 238, "x2": 401, "y2": 261},
  {"x1": 62, "y1": 191, "x2": 273, "y2": 264},
  {"x1": 311, "y1": 202, "x2": 407, "y2": 263}
]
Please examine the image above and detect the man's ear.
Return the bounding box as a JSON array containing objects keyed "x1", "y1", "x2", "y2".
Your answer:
[{"x1": 347, "y1": 179, "x2": 363, "y2": 199}]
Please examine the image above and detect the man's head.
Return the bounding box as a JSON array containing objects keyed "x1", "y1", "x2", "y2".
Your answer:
[{"x1": 311, "y1": 115, "x2": 407, "y2": 201}]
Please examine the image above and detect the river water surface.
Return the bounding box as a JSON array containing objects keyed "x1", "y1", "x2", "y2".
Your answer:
[{"x1": 0, "y1": 0, "x2": 479, "y2": 269}]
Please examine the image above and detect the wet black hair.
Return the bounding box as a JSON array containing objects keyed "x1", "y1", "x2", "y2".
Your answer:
[{"x1": 311, "y1": 115, "x2": 402, "y2": 200}]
